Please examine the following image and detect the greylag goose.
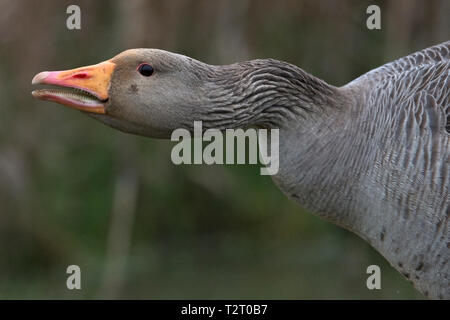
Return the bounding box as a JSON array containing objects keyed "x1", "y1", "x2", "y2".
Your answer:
[{"x1": 31, "y1": 41, "x2": 449, "y2": 299}]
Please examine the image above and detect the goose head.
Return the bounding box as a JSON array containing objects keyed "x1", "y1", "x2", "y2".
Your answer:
[
  {"x1": 32, "y1": 49, "x2": 212, "y2": 138},
  {"x1": 32, "y1": 49, "x2": 339, "y2": 139}
]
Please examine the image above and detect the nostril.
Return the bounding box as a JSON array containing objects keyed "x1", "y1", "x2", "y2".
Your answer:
[{"x1": 72, "y1": 73, "x2": 89, "y2": 79}]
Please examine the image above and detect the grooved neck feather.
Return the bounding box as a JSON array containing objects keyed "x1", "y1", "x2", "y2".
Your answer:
[{"x1": 187, "y1": 59, "x2": 343, "y2": 130}]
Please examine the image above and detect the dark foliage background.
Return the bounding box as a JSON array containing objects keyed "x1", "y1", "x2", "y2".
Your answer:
[{"x1": 0, "y1": 0, "x2": 448, "y2": 299}]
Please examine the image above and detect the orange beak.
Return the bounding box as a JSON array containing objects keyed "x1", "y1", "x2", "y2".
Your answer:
[{"x1": 31, "y1": 61, "x2": 115, "y2": 114}]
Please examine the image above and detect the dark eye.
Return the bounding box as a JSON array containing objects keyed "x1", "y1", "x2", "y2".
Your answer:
[{"x1": 137, "y1": 63, "x2": 154, "y2": 77}]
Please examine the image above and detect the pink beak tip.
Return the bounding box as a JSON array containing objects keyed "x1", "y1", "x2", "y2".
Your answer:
[{"x1": 32, "y1": 71, "x2": 49, "y2": 85}]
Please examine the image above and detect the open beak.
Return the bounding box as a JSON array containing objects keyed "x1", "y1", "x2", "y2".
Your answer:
[{"x1": 31, "y1": 61, "x2": 115, "y2": 114}]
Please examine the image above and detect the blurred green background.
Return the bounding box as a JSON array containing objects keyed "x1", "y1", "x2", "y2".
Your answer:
[{"x1": 0, "y1": 0, "x2": 448, "y2": 299}]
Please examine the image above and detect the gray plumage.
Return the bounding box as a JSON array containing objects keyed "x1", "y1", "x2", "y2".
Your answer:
[
  {"x1": 170, "y1": 42, "x2": 448, "y2": 299},
  {"x1": 175, "y1": 42, "x2": 449, "y2": 299}
]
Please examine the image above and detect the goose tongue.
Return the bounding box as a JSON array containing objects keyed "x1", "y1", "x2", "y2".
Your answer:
[{"x1": 31, "y1": 60, "x2": 115, "y2": 114}]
